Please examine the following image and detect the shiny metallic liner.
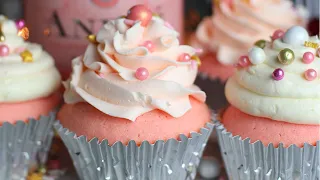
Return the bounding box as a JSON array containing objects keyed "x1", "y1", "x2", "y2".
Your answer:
[
  {"x1": 215, "y1": 120, "x2": 320, "y2": 180},
  {"x1": 0, "y1": 111, "x2": 56, "y2": 180},
  {"x1": 54, "y1": 121, "x2": 214, "y2": 180}
]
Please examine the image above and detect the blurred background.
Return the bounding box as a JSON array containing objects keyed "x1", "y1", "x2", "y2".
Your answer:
[{"x1": 0, "y1": 0, "x2": 318, "y2": 179}]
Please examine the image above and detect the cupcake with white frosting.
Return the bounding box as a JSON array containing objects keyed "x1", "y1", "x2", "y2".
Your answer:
[
  {"x1": 55, "y1": 5, "x2": 213, "y2": 180},
  {"x1": 0, "y1": 16, "x2": 61, "y2": 179},
  {"x1": 192, "y1": 0, "x2": 307, "y2": 110},
  {"x1": 216, "y1": 26, "x2": 319, "y2": 179}
]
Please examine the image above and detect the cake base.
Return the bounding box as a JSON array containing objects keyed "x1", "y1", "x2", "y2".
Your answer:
[
  {"x1": 58, "y1": 97, "x2": 211, "y2": 145},
  {"x1": 222, "y1": 106, "x2": 320, "y2": 147}
]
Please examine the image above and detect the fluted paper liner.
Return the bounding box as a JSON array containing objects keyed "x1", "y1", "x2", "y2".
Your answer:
[
  {"x1": 195, "y1": 73, "x2": 228, "y2": 111},
  {"x1": 54, "y1": 120, "x2": 214, "y2": 180},
  {"x1": 0, "y1": 111, "x2": 56, "y2": 180},
  {"x1": 215, "y1": 120, "x2": 320, "y2": 180}
]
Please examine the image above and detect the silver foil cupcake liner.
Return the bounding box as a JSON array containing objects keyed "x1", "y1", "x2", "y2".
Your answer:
[
  {"x1": 215, "y1": 120, "x2": 320, "y2": 180},
  {"x1": 0, "y1": 111, "x2": 56, "y2": 180},
  {"x1": 195, "y1": 73, "x2": 228, "y2": 111},
  {"x1": 54, "y1": 120, "x2": 214, "y2": 180}
]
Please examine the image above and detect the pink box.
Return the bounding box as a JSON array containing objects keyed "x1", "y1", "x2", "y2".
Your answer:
[{"x1": 24, "y1": 0, "x2": 184, "y2": 78}]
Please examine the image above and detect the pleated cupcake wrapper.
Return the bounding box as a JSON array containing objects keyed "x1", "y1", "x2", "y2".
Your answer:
[
  {"x1": 195, "y1": 72, "x2": 228, "y2": 111},
  {"x1": 54, "y1": 120, "x2": 214, "y2": 180},
  {"x1": 214, "y1": 120, "x2": 320, "y2": 180},
  {"x1": 0, "y1": 111, "x2": 56, "y2": 180}
]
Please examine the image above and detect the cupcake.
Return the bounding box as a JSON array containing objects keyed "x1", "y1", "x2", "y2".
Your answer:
[
  {"x1": 192, "y1": 0, "x2": 308, "y2": 110},
  {"x1": 216, "y1": 26, "x2": 320, "y2": 179},
  {"x1": 55, "y1": 5, "x2": 213, "y2": 180},
  {"x1": 0, "y1": 16, "x2": 61, "y2": 179}
]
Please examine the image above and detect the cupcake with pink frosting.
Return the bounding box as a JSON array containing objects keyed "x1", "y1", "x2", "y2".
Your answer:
[
  {"x1": 0, "y1": 16, "x2": 61, "y2": 179},
  {"x1": 216, "y1": 26, "x2": 319, "y2": 179},
  {"x1": 55, "y1": 5, "x2": 213, "y2": 180},
  {"x1": 192, "y1": 0, "x2": 308, "y2": 110}
]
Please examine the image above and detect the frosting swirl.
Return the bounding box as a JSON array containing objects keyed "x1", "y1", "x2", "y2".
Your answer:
[
  {"x1": 64, "y1": 17, "x2": 206, "y2": 121},
  {"x1": 226, "y1": 27, "x2": 320, "y2": 125},
  {"x1": 0, "y1": 16, "x2": 61, "y2": 102},
  {"x1": 196, "y1": 0, "x2": 308, "y2": 65}
]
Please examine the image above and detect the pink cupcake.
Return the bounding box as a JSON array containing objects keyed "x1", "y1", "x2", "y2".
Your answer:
[
  {"x1": 216, "y1": 26, "x2": 319, "y2": 179},
  {"x1": 55, "y1": 5, "x2": 213, "y2": 179},
  {"x1": 192, "y1": 0, "x2": 308, "y2": 110},
  {"x1": 0, "y1": 16, "x2": 61, "y2": 179}
]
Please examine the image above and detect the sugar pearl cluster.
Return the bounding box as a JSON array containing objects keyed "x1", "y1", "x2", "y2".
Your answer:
[
  {"x1": 0, "y1": 18, "x2": 33, "y2": 62},
  {"x1": 237, "y1": 26, "x2": 318, "y2": 82}
]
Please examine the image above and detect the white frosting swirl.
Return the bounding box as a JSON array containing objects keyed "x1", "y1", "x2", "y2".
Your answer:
[
  {"x1": 64, "y1": 17, "x2": 206, "y2": 121},
  {"x1": 0, "y1": 16, "x2": 61, "y2": 102},
  {"x1": 226, "y1": 34, "x2": 320, "y2": 125},
  {"x1": 195, "y1": 0, "x2": 307, "y2": 65}
]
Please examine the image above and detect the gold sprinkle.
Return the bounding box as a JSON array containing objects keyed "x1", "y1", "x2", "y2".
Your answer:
[
  {"x1": 191, "y1": 55, "x2": 201, "y2": 66},
  {"x1": 87, "y1": 34, "x2": 98, "y2": 44},
  {"x1": 304, "y1": 41, "x2": 319, "y2": 49},
  {"x1": 18, "y1": 27, "x2": 29, "y2": 40},
  {"x1": 27, "y1": 173, "x2": 43, "y2": 180},
  {"x1": 242, "y1": 0, "x2": 251, "y2": 4},
  {"x1": 119, "y1": 15, "x2": 127, "y2": 18},
  {"x1": 0, "y1": 24, "x2": 5, "y2": 42},
  {"x1": 20, "y1": 50, "x2": 33, "y2": 62}
]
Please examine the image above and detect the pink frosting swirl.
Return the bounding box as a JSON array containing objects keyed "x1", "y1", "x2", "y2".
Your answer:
[
  {"x1": 195, "y1": 0, "x2": 308, "y2": 65},
  {"x1": 64, "y1": 17, "x2": 206, "y2": 121}
]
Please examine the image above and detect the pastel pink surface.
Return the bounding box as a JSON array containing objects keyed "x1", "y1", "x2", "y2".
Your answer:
[
  {"x1": 0, "y1": 92, "x2": 61, "y2": 124},
  {"x1": 222, "y1": 106, "x2": 320, "y2": 148},
  {"x1": 58, "y1": 98, "x2": 211, "y2": 145},
  {"x1": 198, "y1": 52, "x2": 235, "y2": 81}
]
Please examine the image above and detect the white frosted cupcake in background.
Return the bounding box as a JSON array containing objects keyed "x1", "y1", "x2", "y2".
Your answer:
[
  {"x1": 0, "y1": 15, "x2": 61, "y2": 179},
  {"x1": 191, "y1": 0, "x2": 308, "y2": 110}
]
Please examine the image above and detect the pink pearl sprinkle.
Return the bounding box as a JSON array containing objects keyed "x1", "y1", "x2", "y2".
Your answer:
[
  {"x1": 272, "y1": 68, "x2": 285, "y2": 81},
  {"x1": 238, "y1": 55, "x2": 250, "y2": 67},
  {"x1": 142, "y1": 41, "x2": 155, "y2": 52},
  {"x1": 271, "y1": 29, "x2": 285, "y2": 41},
  {"x1": 178, "y1": 53, "x2": 191, "y2": 62},
  {"x1": 0, "y1": 44, "x2": 10, "y2": 57},
  {"x1": 15, "y1": 19, "x2": 26, "y2": 30},
  {"x1": 135, "y1": 67, "x2": 149, "y2": 81},
  {"x1": 302, "y1": 52, "x2": 314, "y2": 64},
  {"x1": 304, "y1": 69, "x2": 317, "y2": 81}
]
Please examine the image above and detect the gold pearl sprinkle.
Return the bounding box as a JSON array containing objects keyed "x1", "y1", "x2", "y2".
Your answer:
[
  {"x1": 20, "y1": 50, "x2": 33, "y2": 62},
  {"x1": 87, "y1": 34, "x2": 98, "y2": 44},
  {"x1": 191, "y1": 55, "x2": 201, "y2": 66},
  {"x1": 27, "y1": 173, "x2": 43, "y2": 180},
  {"x1": 304, "y1": 41, "x2": 319, "y2": 49}
]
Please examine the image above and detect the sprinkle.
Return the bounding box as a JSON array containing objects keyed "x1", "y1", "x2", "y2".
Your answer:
[
  {"x1": 272, "y1": 68, "x2": 284, "y2": 81},
  {"x1": 195, "y1": 48, "x2": 203, "y2": 54},
  {"x1": 164, "y1": 21, "x2": 174, "y2": 29},
  {"x1": 20, "y1": 50, "x2": 33, "y2": 62},
  {"x1": 191, "y1": 55, "x2": 201, "y2": 66},
  {"x1": 304, "y1": 41, "x2": 319, "y2": 49},
  {"x1": 87, "y1": 34, "x2": 98, "y2": 44},
  {"x1": 305, "y1": 69, "x2": 317, "y2": 81}
]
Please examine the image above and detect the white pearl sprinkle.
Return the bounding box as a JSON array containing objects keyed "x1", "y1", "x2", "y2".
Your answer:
[
  {"x1": 283, "y1": 26, "x2": 309, "y2": 46},
  {"x1": 248, "y1": 47, "x2": 266, "y2": 65}
]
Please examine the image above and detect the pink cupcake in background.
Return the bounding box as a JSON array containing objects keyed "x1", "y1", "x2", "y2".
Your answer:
[
  {"x1": 216, "y1": 26, "x2": 319, "y2": 179},
  {"x1": 55, "y1": 5, "x2": 213, "y2": 180},
  {"x1": 192, "y1": 0, "x2": 308, "y2": 110},
  {"x1": 0, "y1": 16, "x2": 61, "y2": 179}
]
